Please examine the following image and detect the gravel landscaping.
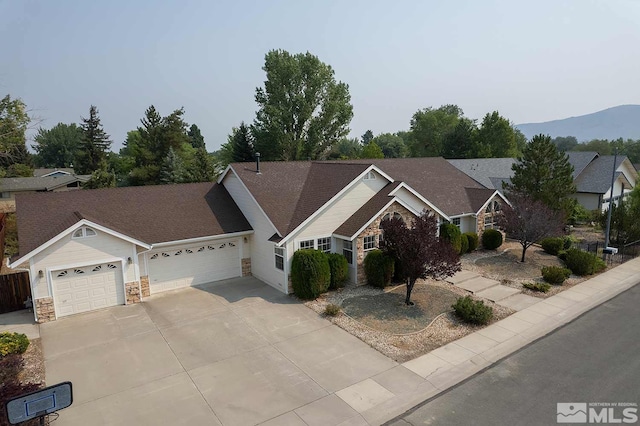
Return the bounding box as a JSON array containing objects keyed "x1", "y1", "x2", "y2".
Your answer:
[{"x1": 306, "y1": 279, "x2": 514, "y2": 362}]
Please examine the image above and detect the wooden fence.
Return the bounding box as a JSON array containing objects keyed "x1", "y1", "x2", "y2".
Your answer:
[{"x1": 0, "y1": 271, "x2": 31, "y2": 314}]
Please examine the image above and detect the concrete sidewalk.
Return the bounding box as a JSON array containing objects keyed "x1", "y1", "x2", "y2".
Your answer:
[{"x1": 330, "y1": 257, "x2": 640, "y2": 425}]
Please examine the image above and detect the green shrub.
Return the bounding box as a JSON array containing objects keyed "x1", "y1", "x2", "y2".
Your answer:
[
  {"x1": 481, "y1": 229, "x2": 503, "y2": 250},
  {"x1": 327, "y1": 253, "x2": 349, "y2": 290},
  {"x1": 0, "y1": 332, "x2": 29, "y2": 357},
  {"x1": 459, "y1": 234, "x2": 469, "y2": 255},
  {"x1": 540, "y1": 237, "x2": 564, "y2": 256},
  {"x1": 564, "y1": 248, "x2": 601, "y2": 276},
  {"x1": 440, "y1": 223, "x2": 462, "y2": 254},
  {"x1": 593, "y1": 257, "x2": 607, "y2": 273},
  {"x1": 541, "y1": 266, "x2": 572, "y2": 284},
  {"x1": 452, "y1": 296, "x2": 493, "y2": 325},
  {"x1": 463, "y1": 232, "x2": 479, "y2": 252},
  {"x1": 291, "y1": 249, "x2": 331, "y2": 299},
  {"x1": 562, "y1": 236, "x2": 574, "y2": 250},
  {"x1": 364, "y1": 249, "x2": 394, "y2": 288},
  {"x1": 523, "y1": 282, "x2": 551, "y2": 293},
  {"x1": 557, "y1": 250, "x2": 568, "y2": 261},
  {"x1": 324, "y1": 304, "x2": 341, "y2": 316}
]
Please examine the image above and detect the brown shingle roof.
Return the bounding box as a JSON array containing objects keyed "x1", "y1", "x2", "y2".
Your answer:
[
  {"x1": 15, "y1": 183, "x2": 251, "y2": 258},
  {"x1": 465, "y1": 187, "x2": 497, "y2": 213},
  {"x1": 322, "y1": 158, "x2": 489, "y2": 216},
  {"x1": 230, "y1": 161, "x2": 370, "y2": 236}
]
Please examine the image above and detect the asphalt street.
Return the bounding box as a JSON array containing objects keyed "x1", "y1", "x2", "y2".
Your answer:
[{"x1": 386, "y1": 283, "x2": 640, "y2": 426}]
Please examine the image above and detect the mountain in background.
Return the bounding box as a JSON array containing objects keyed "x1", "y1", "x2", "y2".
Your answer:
[{"x1": 516, "y1": 105, "x2": 640, "y2": 141}]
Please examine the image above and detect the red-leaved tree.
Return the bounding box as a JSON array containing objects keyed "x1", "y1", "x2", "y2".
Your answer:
[
  {"x1": 497, "y1": 193, "x2": 565, "y2": 262},
  {"x1": 380, "y1": 210, "x2": 461, "y2": 305}
]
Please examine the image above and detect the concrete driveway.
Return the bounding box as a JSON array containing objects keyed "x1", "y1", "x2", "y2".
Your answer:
[{"x1": 40, "y1": 277, "x2": 397, "y2": 426}]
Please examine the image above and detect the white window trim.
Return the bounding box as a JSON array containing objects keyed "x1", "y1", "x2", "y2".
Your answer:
[
  {"x1": 317, "y1": 237, "x2": 331, "y2": 253},
  {"x1": 342, "y1": 240, "x2": 353, "y2": 264},
  {"x1": 299, "y1": 239, "x2": 314, "y2": 250},
  {"x1": 363, "y1": 171, "x2": 376, "y2": 181},
  {"x1": 363, "y1": 235, "x2": 377, "y2": 251},
  {"x1": 72, "y1": 226, "x2": 97, "y2": 239},
  {"x1": 274, "y1": 246, "x2": 284, "y2": 270}
]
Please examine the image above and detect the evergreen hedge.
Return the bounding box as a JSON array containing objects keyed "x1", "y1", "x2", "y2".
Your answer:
[
  {"x1": 364, "y1": 249, "x2": 394, "y2": 288},
  {"x1": 291, "y1": 250, "x2": 331, "y2": 299}
]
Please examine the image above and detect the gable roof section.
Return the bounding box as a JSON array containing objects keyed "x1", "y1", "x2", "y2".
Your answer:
[
  {"x1": 230, "y1": 161, "x2": 371, "y2": 236},
  {"x1": 566, "y1": 152, "x2": 599, "y2": 179},
  {"x1": 465, "y1": 187, "x2": 499, "y2": 213},
  {"x1": 14, "y1": 182, "x2": 252, "y2": 259},
  {"x1": 334, "y1": 182, "x2": 402, "y2": 238},
  {"x1": 574, "y1": 155, "x2": 631, "y2": 193},
  {"x1": 447, "y1": 158, "x2": 517, "y2": 189},
  {"x1": 33, "y1": 168, "x2": 74, "y2": 177}
]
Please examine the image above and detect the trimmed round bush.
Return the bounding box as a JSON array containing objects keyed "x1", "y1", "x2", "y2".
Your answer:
[
  {"x1": 562, "y1": 236, "x2": 574, "y2": 250},
  {"x1": 324, "y1": 304, "x2": 341, "y2": 316},
  {"x1": 440, "y1": 223, "x2": 462, "y2": 254},
  {"x1": 481, "y1": 229, "x2": 503, "y2": 250},
  {"x1": 463, "y1": 232, "x2": 479, "y2": 252},
  {"x1": 291, "y1": 249, "x2": 331, "y2": 299},
  {"x1": 459, "y1": 234, "x2": 469, "y2": 255},
  {"x1": 327, "y1": 253, "x2": 349, "y2": 290},
  {"x1": 452, "y1": 296, "x2": 493, "y2": 325},
  {"x1": 564, "y1": 248, "x2": 599, "y2": 276},
  {"x1": 364, "y1": 249, "x2": 394, "y2": 288},
  {"x1": 540, "y1": 237, "x2": 564, "y2": 256},
  {"x1": 0, "y1": 332, "x2": 29, "y2": 357},
  {"x1": 541, "y1": 266, "x2": 571, "y2": 284}
]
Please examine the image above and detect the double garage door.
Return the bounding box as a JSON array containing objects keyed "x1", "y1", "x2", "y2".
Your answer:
[
  {"x1": 52, "y1": 262, "x2": 124, "y2": 318},
  {"x1": 147, "y1": 239, "x2": 241, "y2": 294}
]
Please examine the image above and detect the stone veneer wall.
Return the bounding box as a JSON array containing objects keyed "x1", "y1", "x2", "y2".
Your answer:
[
  {"x1": 35, "y1": 297, "x2": 55, "y2": 323},
  {"x1": 125, "y1": 281, "x2": 141, "y2": 304},
  {"x1": 140, "y1": 276, "x2": 150, "y2": 298},
  {"x1": 355, "y1": 202, "x2": 418, "y2": 285},
  {"x1": 241, "y1": 258, "x2": 252, "y2": 277}
]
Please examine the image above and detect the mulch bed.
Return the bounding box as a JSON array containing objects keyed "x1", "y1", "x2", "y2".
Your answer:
[{"x1": 342, "y1": 285, "x2": 460, "y2": 334}]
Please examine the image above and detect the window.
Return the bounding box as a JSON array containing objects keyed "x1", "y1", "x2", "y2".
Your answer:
[
  {"x1": 299, "y1": 240, "x2": 314, "y2": 250},
  {"x1": 363, "y1": 171, "x2": 376, "y2": 180},
  {"x1": 343, "y1": 241, "x2": 353, "y2": 264},
  {"x1": 363, "y1": 235, "x2": 377, "y2": 251},
  {"x1": 484, "y1": 215, "x2": 495, "y2": 230},
  {"x1": 274, "y1": 246, "x2": 284, "y2": 270},
  {"x1": 317, "y1": 237, "x2": 331, "y2": 253},
  {"x1": 452, "y1": 218, "x2": 461, "y2": 228},
  {"x1": 72, "y1": 227, "x2": 96, "y2": 239}
]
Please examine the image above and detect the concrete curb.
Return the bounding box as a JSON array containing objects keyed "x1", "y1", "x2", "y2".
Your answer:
[{"x1": 330, "y1": 258, "x2": 640, "y2": 426}]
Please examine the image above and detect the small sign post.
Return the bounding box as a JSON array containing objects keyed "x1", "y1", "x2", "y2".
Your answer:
[{"x1": 5, "y1": 382, "x2": 73, "y2": 425}]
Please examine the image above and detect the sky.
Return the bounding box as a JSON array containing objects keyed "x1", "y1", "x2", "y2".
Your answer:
[{"x1": 2, "y1": 0, "x2": 640, "y2": 152}]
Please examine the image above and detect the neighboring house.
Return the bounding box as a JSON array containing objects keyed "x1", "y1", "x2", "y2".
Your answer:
[
  {"x1": 0, "y1": 170, "x2": 90, "y2": 213},
  {"x1": 10, "y1": 157, "x2": 506, "y2": 323},
  {"x1": 33, "y1": 168, "x2": 76, "y2": 178},
  {"x1": 448, "y1": 152, "x2": 638, "y2": 212}
]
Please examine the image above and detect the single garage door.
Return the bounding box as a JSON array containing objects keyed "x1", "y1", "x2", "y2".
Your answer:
[
  {"x1": 52, "y1": 262, "x2": 125, "y2": 318},
  {"x1": 147, "y1": 239, "x2": 240, "y2": 294}
]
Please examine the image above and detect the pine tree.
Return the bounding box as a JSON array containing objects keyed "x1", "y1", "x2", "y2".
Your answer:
[
  {"x1": 76, "y1": 105, "x2": 111, "y2": 174},
  {"x1": 187, "y1": 124, "x2": 205, "y2": 149},
  {"x1": 159, "y1": 147, "x2": 183, "y2": 184},
  {"x1": 505, "y1": 134, "x2": 576, "y2": 215},
  {"x1": 192, "y1": 147, "x2": 215, "y2": 182},
  {"x1": 231, "y1": 122, "x2": 254, "y2": 162}
]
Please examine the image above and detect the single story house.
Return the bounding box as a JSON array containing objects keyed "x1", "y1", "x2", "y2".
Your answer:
[
  {"x1": 0, "y1": 168, "x2": 90, "y2": 213},
  {"x1": 10, "y1": 157, "x2": 506, "y2": 323},
  {"x1": 449, "y1": 152, "x2": 638, "y2": 212}
]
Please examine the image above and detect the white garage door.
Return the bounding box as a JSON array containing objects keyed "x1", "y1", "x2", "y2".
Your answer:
[
  {"x1": 52, "y1": 262, "x2": 125, "y2": 318},
  {"x1": 147, "y1": 239, "x2": 240, "y2": 294}
]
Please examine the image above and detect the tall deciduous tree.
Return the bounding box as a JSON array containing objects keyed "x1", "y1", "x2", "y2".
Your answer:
[
  {"x1": 380, "y1": 212, "x2": 461, "y2": 305},
  {"x1": 409, "y1": 105, "x2": 463, "y2": 157},
  {"x1": 552, "y1": 136, "x2": 579, "y2": 152},
  {"x1": 372, "y1": 133, "x2": 408, "y2": 158},
  {"x1": 474, "y1": 111, "x2": 518, "y2": 158},
  {"x1": 360, "y1": 141, "x2": 384, "y2": 159},
  {"x1": 32, "y1": 123, "x2": 82, "y2": 168},
  {"x1": 76, "y1": 105, "x2": 112, "y2": 175},
  {"x1": 498, "y1": 194, "x2": 564, "y2": 262},
  {"x1": 83, "y1": 160, "x2": 116, "y2": 189},
  {"x1": 505, "y1": 134, "x2": 576, "y2": 215},
  {"x1": 252, "y1": 49, "x2": 353, "y2": 161},
  {"x1": 328, "y1": 137, "x2": 362, "y2": 160},
  {"x1": 0, "y1": 95, "x2": 33, "y2": 177},
  {"x1": 187, "y1": 124, "x2": 205, "y2": 149}
]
